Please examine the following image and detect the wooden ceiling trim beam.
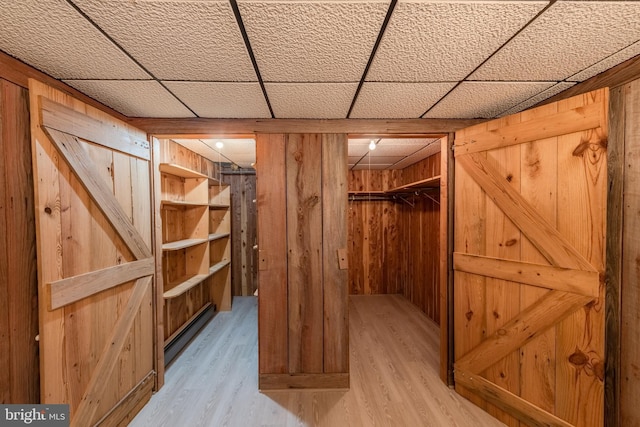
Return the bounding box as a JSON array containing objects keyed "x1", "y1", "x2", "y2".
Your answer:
[
  {"x1": 538, "y1": 52, "x2": 640, "y2": 107},
  {"x1": 0, "y1": 51, "x2": 128, "y2": 121},
  {"x1": 126, "y1": 117, "x2": 485, "y2": 136}
]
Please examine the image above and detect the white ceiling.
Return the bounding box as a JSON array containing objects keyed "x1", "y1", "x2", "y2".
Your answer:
[
  {"x1": 1, "y1": 0, "x2": 639, "y2": 122},
  {"x1": 2, "y1": 1, "x2": 640, "y2": 169}
]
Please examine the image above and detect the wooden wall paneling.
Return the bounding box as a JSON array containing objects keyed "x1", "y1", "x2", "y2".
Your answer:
[
  {"x1": 0, "y1": 79, "x2": 39, "y2": 404},
  {"x1": 483, "y1": 136, "x2": 522, "y2": 427},
  {"x1": 223, "y1": 172, "x2": 257, "y2": 297},
  {"x1": 605, "y1": 85, "x2": 623, "y2": 427},
  {"x1": 518, "y1": 102, "x2": 559, "y2": 415},
  {"x1": 226, "y1": 174, "x2": 243, "y2": 297},
  {"x1": 454, "y1": 151, "x2": 487, "y2": 409},
  {"x1": 440, "y1": 134, "x2": 453, "y2": 384},
  {"x1": 244, "y1": 174, "x2": 257, "y2": 295},
  {"x1": 555, "y1": 92, "x2": 607, "y2": 426},
  {"x1": 322, "y1": 134, "x2": 348, "y2": 374},
  {"x1": 382, "y1": 201, "x2": 400, "y2": 294},
  {"x1": 256, "y1": 134, "x2": 288, "y2": 376},
  {"x1": 286, "y1": 133, "x2": 324, "y2": 374},
  {"x1": 347, "y1": 198, "x2": 364, "y2": 295},
  {"x1": 620, "y1": 79, "x2": 640, "y2": 426},
  {"x1": 0, "y1": 89, "x2": 8, "y2": 403},
  {"x1": 151, "y1": 137, "x2": 165, "y2": 389}
]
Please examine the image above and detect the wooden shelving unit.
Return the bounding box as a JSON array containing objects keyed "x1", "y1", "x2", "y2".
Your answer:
[
  {"x1": 386, "y1": 175, "x2": 441, "y2": 193},
  {"x1": 348, "y1": 175, "x2": 441, "y2": 199},
  {"x1": 158, "y1": 142, "x2": 233, "y2": 363}
]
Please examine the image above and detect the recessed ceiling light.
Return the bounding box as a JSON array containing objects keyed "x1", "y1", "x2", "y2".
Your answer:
[
  {"x1": 369, "y1": 140, "x2": 376, "y2": 150},
  {"x1": 215, "y1": 141, "x2": 224, "y2": 149}
]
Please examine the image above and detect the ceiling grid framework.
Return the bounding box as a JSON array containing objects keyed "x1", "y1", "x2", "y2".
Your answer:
[{"x1": 1, "y1": 0, "x2": 640, "y2": 166}]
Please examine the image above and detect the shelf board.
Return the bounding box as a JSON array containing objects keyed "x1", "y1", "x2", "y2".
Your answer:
[
  {"x1": 159, "y1": 163, "x2": 208, "y2": 179},
  {"x1": 162, "y1": 238, "x2": 208, "y2": 251},
  {"x1": 208, "y1": 176, "x2": 229, "y2": 187},
  {"x1": 163, "y1": 273, "x2": 211, "y2": 299},
  {"x1": 209, "y1": 260, "x2": 231, "y2": 275},
  {"x1": 161, "y1": 199, "x2": 208, "y2": 208},
  {"x1": 347, "y1": 190, "x2": 386, "y2": 195},
  {"x1": 386, "y1": 175, "x2": 441, "y2": 193},
  {"x1": 209, "y1": 203, "x2": 230, "y2": 209},
  {"x1": 209, "y1": 232, "x2": 230, "y2": 242}
]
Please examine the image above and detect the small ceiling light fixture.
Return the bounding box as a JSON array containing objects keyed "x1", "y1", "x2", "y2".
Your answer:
[
  {"x1": 215, "y1": 141, "x2": 224, "y2": 149},
  {"x1": 368, "y1": 140, "x2": 377, "y2": 151}
]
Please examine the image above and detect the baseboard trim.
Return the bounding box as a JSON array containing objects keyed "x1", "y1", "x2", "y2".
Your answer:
[{"x1": 259, "y1": 373, "x2": 349, "y2": 390}]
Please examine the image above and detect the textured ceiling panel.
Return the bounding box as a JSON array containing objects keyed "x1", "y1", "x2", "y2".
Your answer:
[
  {"x1": 348, "y1": 140, "x2": 371, "y2": 157},
  {"x1": 362, "y1": 155, "x2": 404, "y2": 164},
  {"x1": 350, "y1": 82, "x2": 456, "y2": 118},
  {"x1": 391, "y1": 141, "x2": 441, "y2": 170},
  {"x1": 367, "y1": 1, "x2": 546, "y2": 82},
  {"x1": 238, "y1": 2, "x2": 388, "y2": 82},
  {"x1": 498, "y1": 82, "x2": 576, "y2": 117},
  {"x1": 370, "y1": 143, "x2": 427, "y2": 157},
  {"x1": 74, "y1": 0, "x2": 256, "y2": 81},
  {"x1": 471, "y1": 1, "x2": 640, "y2": 81},
  {"x1": 174, "y1": 138, "x2": 257, "y2": 168},
  {"x1": 351, "y1": 163, "x2": 393, "y2": 171},
  {"x1": 568, "y1": 41, "x2": 640, "y2": 82},
  {"x1": 424, "y1": 82, "x2": 555, "y2": 119},
  {"x1": 63, "y1": 80, "x2": 195, "y2": 118},
  {"x1": 265, "y1": 83, "x2": 358, "y2": 118},
  {"x1": 0, "y1": 0, "x2": 149, "y2": 79},
  {"x1": 164, "y1": 82, "x2": 271, "y2": 118}
]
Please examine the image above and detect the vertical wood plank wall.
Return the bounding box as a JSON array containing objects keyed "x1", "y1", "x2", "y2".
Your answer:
[
  {"x1": 0, "y1": 79, "x2": 39, "y2": 404},
  {"x1": 608, "y1": 78, "x2": 640, "y2": 426},
  {"x1": 348, "y1": 153, "x2": 441, "y2": 324},
  {"x1": 257, "y1": 133, "x2": 349, "y2": 389},
  {"x1": 222, "y1": 170, "x2": 257, "y2": 297}
]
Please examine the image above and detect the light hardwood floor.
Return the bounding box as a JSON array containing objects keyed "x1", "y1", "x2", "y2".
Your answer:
[{"x1": 130, "y1": 295, "x2": 504, "y2": 426}]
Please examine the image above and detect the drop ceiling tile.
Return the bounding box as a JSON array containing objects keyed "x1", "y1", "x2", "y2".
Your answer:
[
  {"x1": 0, "y1": 0, "x2": 149, "y2": 79},
  {"x1": 350, "y1": 82, "x2": 456, "y2": 118},
  {"x1": 568, "y1": 40, "x2": 640, "y2": 82},
  {"x1": 73, "y1": 0, "x2": 256, "y2": 81},
  {"x1": 349, "y1": 145, "x2": 371, "y2": 157},
  {"x1": 358, "y1": 152, "x2": 402, "y2": 166},
  {"x1": 471, "y1": 1, "x2": 640, "y2": 81},
  {"x1": 352, "y1": 163, "x2": 392, "y2": 171},
  {"x1": 175, "y1": 138, "x2": 257, "y2": 167},
  {"x1": 63, "y1": 80, "x2": 195, "y2": 118},
  {"x1": 367, "y1": 1, "x2": 546, "y2": 82},
  {"x1": 349, "y1": 156, "x2": 365, "y2": 164},
  {"x1": 237, "y1": 2, "x2": 388, "y2": 82},
  {"x1": 424, "y1": 82, "x2": 556, "y2": 119},
  {"x1": 391, "y1": 142, "x2": 441, "y2": 170},
  {"x1": 265, "y1": 83, "x2": 358, "y2": 118},
  {"x1": 164, "y1": 82, "x2": 271, "y2": 118},
  {"x1": 370, "y1": 143, "x2": 425, "y2": 157},
  {"x1": 498, "y1": 82, "x2": 576, "y2": 117}
]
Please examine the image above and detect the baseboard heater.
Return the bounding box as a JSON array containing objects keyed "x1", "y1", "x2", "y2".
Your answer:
[{"x1": 164, "y1": 303, "x2": 216, "y2": 365}]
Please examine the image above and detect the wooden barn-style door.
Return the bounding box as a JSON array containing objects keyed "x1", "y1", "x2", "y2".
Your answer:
[
  {"x1": 453, "y1": 89, "x2": 608, "y2": 426},
  {"x1": 29, "y1": 80, "x2": 156, "y2": 426}
]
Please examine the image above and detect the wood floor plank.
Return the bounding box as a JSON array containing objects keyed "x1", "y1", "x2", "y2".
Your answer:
[{"x1": 130, "y1": 296, "x2": 505, "y2": 427}]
